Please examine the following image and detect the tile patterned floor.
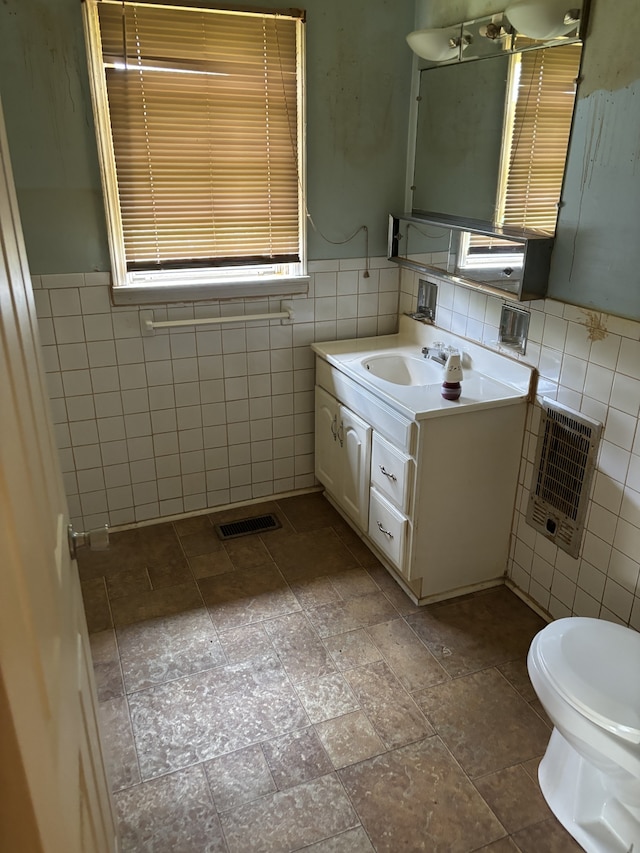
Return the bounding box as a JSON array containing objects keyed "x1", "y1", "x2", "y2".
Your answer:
[{"x1": 79, "y1": 492, "x2": 582, "y2": 852}]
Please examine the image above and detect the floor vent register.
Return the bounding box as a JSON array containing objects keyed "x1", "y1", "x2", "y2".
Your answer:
[{"x1": 214, "y1": 513, "x2": 282, "y2": 540}]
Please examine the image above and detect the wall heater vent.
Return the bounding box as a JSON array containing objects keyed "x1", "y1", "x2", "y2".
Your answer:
[{"x1": 525, "y1": 399, "x2": 602, "y2": 557}]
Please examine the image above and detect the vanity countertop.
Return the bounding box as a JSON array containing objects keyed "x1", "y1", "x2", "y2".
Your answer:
[{"x1": 311, "y1": 315, "x2": 536, "y2": 421}]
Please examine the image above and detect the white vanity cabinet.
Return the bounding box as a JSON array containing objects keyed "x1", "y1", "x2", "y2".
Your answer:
[
  {"x1": 312, "y1": 333, "x2": 532, "y2": 605},
  {"x1": 314, "y1": 385, "x2": 372, "y2": 531}
]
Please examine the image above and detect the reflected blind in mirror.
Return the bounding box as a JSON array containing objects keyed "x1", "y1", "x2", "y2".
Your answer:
[
  {"x1": 501, "y1": 42, "x2": 582, "y2": 234},
  {"x1": 96, "y1": 1, "x2": 302, "y2": 272}
]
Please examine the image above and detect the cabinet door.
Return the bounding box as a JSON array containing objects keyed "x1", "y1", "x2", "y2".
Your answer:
[
  {"x1": 315, "y1": 386, "x2": 340, "y2": 493},
  {"x1": 338, "y1": 405, "x2": 372, "y2": 530}
]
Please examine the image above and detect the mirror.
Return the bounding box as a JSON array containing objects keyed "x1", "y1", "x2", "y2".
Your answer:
[
  {"x1": 397, "y1": 33, "x2": 584, "y2": 301},
  {"x1": 412, "y1": 41, "x2": 581, "y2": 227},
  {"x1": 413, "y1": 57, "x2": 510, "y2": 222}
]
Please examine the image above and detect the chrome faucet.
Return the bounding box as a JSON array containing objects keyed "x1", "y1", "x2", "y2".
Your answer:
[
  {"x1": 421, "y1": 343, "x2": 447, "y2": 365},
  {"x1": 422, "y1": 343, "x2": 461, "y2": 366}
]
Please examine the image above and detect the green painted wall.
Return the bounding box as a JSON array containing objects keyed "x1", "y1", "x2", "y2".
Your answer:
[
  {"x1": 0, "y1": 0, "x2": 414, "y2": 273},
  {"x1": 0, "y1": 0, "x2": 108, "y2": 272},
  {"x1": 547, "y1": 0, "x2": 640, "y2": 319}
]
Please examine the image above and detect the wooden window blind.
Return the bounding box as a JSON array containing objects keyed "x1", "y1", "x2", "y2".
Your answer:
[
  {"x1": 502, "y1": 42, "x2": 582, "y2": 233},
  {"x1": 94, "y1": 1, "x2": 302, "y2": 274}
]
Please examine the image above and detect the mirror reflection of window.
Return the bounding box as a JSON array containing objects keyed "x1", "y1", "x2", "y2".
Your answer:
[
  {"x1": 463, "y1": 41, "x2": 582, "y2": 271},
  {"x1": 499, "y1": 42, "x2": 583, "y2": 233},
  {"x1": 457, "y1": 229, "x2": 525, "y2": 293}
]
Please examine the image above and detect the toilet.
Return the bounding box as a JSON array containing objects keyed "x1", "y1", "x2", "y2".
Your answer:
[{"x1": 527, "y1": 617, "x2": 640, "y2": 852}]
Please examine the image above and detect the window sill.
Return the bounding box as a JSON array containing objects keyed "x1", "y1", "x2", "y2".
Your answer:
[{"x1": 110, "y1": 276, "x2": 310, "y2": 306}]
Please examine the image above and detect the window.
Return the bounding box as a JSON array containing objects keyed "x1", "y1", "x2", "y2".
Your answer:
[{"x1": 83, "y1": 0, "x2": 307, "y2": 303}]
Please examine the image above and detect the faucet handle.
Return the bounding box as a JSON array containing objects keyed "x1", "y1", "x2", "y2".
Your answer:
[{"x1": 442, "y1": 345, "x2": 459, "y2": 359}]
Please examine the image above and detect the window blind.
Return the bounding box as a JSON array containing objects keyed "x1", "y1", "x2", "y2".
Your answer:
[
  {"x1": 96, "y1": 1, "x2": 302, "y2": 272},
  {"x1": 502, "y1": 42, "x2": 582, "y2": 233}
]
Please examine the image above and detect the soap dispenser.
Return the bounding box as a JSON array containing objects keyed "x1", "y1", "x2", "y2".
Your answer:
[{"x1": 442, "y1": 353, "x2": 463, "y2": 401}]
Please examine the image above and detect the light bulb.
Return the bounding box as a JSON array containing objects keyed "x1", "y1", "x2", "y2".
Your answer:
[
  {"x1": 406, "y1": 26, "x2": 462, "y2": 62},
  {"x1": 506, "y1": 0, "x2": 581, "y2": 40}
]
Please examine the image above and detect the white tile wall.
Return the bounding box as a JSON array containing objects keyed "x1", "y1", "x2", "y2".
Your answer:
[
  {"x1": 34, "y1": 260, "x2": 399, "y2": 531},
  {"x1": 34, "y1": 259, "x2": 640, "y2": 629},
  {"x1": 400, "y1": 268, "x2": 640, "y2": 630}
]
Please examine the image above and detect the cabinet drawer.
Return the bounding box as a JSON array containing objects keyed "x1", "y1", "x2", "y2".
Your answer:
[
  {"x1": 368, "y1": 488, "x2": 408, "y2": 571},
  {"x1": 370, "y1": 433, "x2": 412, "y2": 511}
]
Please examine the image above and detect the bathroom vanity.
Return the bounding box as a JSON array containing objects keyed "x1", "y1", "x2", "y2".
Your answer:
[{"x1": 312, "y1": 316, "x2": 535, "y2": 604}]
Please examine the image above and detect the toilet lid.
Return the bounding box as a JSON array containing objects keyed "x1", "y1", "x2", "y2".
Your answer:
[{"x1": 535, "y1": 617, "x2": 640, "y2": 744}]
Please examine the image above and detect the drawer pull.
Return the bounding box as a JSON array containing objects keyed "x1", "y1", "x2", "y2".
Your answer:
[
  {"x1": 379, "y1": 465, "x2": 397, "y2": 481},
  {"x1": 377, "y1": 521, "x2": 394, "y2": 539}
]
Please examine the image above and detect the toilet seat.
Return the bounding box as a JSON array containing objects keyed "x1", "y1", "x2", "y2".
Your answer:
[{"x1": 534, "y1": 617, "x2": 640, "y2": 745}]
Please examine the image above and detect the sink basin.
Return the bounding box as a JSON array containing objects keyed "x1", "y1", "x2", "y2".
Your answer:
[
  {"x1": 361, "y1": 353, "x2": 443, "y2": 386},
  {"x1": 311, "y1": 316, "x2": 535, "y2": 420}
]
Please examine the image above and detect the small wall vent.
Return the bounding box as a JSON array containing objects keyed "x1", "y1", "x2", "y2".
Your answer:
[{"x1": 526, "y1": 399, "x2": 602, "y2": 557}]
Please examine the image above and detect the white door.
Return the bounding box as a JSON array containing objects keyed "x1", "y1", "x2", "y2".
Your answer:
[
  {"x1": 314, "y1": 385, "x2": 340, "y2": 494},
  {"x1": 0, "y1": 99, "x2": 116, "y2": 852},
  {"x1": 338, "y1": 406, "x2": 371, "y2": 531}
]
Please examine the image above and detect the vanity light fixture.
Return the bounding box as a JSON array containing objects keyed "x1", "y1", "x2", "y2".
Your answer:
[
  {"x1": 406, "y1": 25, "x2": 471, "y2": 63},
  {"x1": 478, "y1": 14, "x2": 511, "y2": 41},
  {"x1": 505, "y1": 0, "x2": 581, "y2": 40},
  {"x1": 406, "y1": 1, "x2": 582, "y2": 63}
]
